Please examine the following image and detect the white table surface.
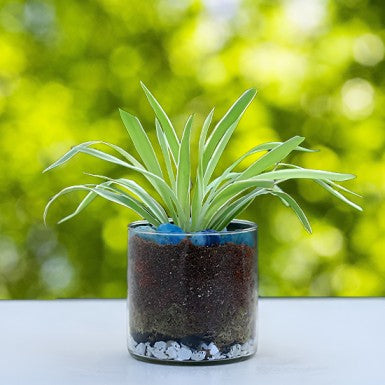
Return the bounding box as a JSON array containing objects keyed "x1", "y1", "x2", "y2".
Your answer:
[{"x1": 0, "y1": 299, "x2": 384, "y2": 385}]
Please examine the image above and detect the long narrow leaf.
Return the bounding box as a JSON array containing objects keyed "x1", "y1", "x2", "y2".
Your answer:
[
  {"x1": 119, "y1": 109, "x2": 163, "y2": 177},
  {"x1": 237, "y1": 136, "x2": 305, "y2": 180},
  {"x1": 176, "y1": 115, "x2": 193, "y2": 227},
  {"x1": 269, "y1": 189, "x2": 312, "y2": 233},
  {"x1": 272, "y1": 185, "x2": 290, "y2": 207},
  {"x1": 155, "y1": 119, "x2": 175, "y2": 188},
  {"x1": 93, "y1": 186, "x2": 161, "y2": 225},
  {"x1": 203, "y1": 117, "x2": 240, "y2": 185},
  {"x1": 204, "y1": 142, "x2": 314, "y2": 203},
  {"x1": 315, "y1": 180, "x2": 363, "y2": 211},
  {"x1": 140, "y1": 82, "x2": 180, "y2": 162},
  {"x1": 278, "y1": 162, "x2": 361, "y2": 197},
  {"x1": 79, "y1": 147, "x2": 132, "y2": 168},
  {"x1": 202, "y1": 88, "x2": 257, "y2": 170},
  {"x1": 205, "y1": 172, "x2": 239, "y2": 204},
  {"x1": 204, "y1": 142, "x2": 315, "y2": 200},
  {"x1": 199, "y1": 108, "x2": 215, "y2": 156},
  {"x1": 191, "y1": 109, "x2": 215, "y2": 229},
  {"x1": 210, "y1": 188, "x2": 268, "y2": 230},
  {"x1": 91, "y1": 141, "x2": 144, "y2": 168},
  {"x1": 95, "y1": 185, "x2": 162, "y2": 225},
  {"x1": 253, "y1": 168, "x2": 355, "y2": 182},
  {"x1": 58, "y1": 189, "x2": 103, "y2": 224},
  {"x1": 85, "y1": 174, "x2": 169, "y2": 222},
  {"x1": 199, "y1": 180, "x2": 274, "y2": 228},
  {"x1": 44, "y1": 184, "x2": 161, "y2": 226},
  {"x1": 44, "y1": 184, "x2": 96, "y2": 224},
  {"x1": 43, "y1": 141, "x2": 144, "y2": 174},
  {"x1": 326, "y1": 179, "x2": 362, "y2": 197},
  {"x1": 276, "y1": 163, "x2": 361, "y2": 210},
  {"x1": 43, "y1": 141, "x2": 125, "y2": 173},
  {"x1": 225, "y1": 142, "x2": 316, "y2": 178}
]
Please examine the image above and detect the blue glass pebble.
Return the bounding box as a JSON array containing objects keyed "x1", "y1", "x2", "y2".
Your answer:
[
  {"x1": 191, "y1": 229, "x2": 221, "y2": 246},
  {"x1": 219, "y1": 228, "x2": 255, "y2": 247},
  {"x1": 134, "y1": 225, "x2": 155, "y2": 232},
  {"x1": 234, "y1": 232, "x2": 255, "y2": 247},
  {"x1": 133, "y1": 225, "x2": 157, "y2": 242},
  {"x1": 156, "y1": 223, "x2": 186, "y2": 245},
  {"x1": 219, "y1": 228, "x2": 233, "y2": 245},
  {"x1": 157, "y1": 223, "x2": 184, "y2": 233}
]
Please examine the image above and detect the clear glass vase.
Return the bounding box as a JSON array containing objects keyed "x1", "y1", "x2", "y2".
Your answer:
[{"x1": 127, "y1": 219, "x2": 258, "y2": 364}]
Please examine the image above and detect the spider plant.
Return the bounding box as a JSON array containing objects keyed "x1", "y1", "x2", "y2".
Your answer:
[{"x1": 43, "y1": 83, "x2": 361, "y2": 232}]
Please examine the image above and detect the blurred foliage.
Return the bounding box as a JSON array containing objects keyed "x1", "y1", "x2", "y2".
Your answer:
[{"x1": 0, "y1": 0, "x2": 384, "y2": 298}]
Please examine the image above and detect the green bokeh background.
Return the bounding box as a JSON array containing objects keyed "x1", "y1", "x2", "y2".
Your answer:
[{"x1": 0, "y1": 0, "x2": 384, "y2": 298}]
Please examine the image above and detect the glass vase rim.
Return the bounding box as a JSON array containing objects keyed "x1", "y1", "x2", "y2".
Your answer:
[{"x1": 128, "y1": 219, "x2": 257, "y2": 236}]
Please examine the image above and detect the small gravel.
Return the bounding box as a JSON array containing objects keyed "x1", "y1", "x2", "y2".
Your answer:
[
  {"x1": 130, "y1": 338, "x2": 254, "y2": 362},
  {"x1": 176, "y1": 346, "x2": 192, "y2": 361},
  {"x1": 165, "y1": 346, "x2": 178, "y2": 359},
  {"x1": 152, "y1": 349, "x2": 168, "y2": 359},
  {"x1": 241, "y1": 340, "x2": 252, "y2": 355},
  {"x1": 145, "y1": 342, "x2": 153, "y2": 357},
  {"x1": 154, "y1": 341, "x2": 167, "y2": 350},
  {"x1": 191, "y1": 350, "x2": 206, "y2": 361},
  {"x1": 128, "y1": 335, "x2": 137, "y2": 349},
  {"x1": 167, "y1": 341, "x2": 180, "y2": 350},
  {"x1": 135, "y1": 342, "x2": 146, "y2": 355},
  {"x1": 227, "y1": 344, "x2": 242, "y2": 358},
  {"x1": 199, "y1": 342, "x2": 209, "y2": 350},
  {"x1": 208, "y1": 352, "x2": 226, "y2": 361},
  {"x1": 208, "y1": 342, "x2": 219, "y2": 356}
]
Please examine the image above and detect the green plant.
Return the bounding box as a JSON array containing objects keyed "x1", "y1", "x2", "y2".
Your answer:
[{"x1": 44, "y1": 83, "x2": 361, "y2": 232}]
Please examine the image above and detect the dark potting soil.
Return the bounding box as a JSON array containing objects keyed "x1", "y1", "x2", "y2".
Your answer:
[{"x1": 128, "y1": 236, "x2": 257, "y2": 349}]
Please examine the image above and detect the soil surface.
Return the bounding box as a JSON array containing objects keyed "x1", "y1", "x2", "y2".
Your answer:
[{"x1": 128, "y1": 236, "x2": 257, "y2": 349}]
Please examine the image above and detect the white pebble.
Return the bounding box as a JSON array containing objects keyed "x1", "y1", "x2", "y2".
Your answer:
[
  {"x1": 176, "y1": 346, "x2": 192, "y2": 361},
  {"x1": 208, "y1": 352, "x2": 226, "y2": 361},
  {"x1": 154, "y1": 341, "x2": 167, "y2": 351},
  {"x1": 241, "y1": 341, "x2": 250, "y2": 351},
  {"x1": 145, "y1": 343, "x2": 153, "y2": 357},
  {"x1": 227, "y1": 344, "x2": 242, "y2": 358},
  {"x1": 166, "y1": 341, "x2": 180, "y2": 350},
  {"x1": 152, "y1": 348, "x2": 168, "y2": 359},
  {"x1": 200, "y1": 342, "x2": 209, "y2": 350},
  {"x1": 191, "y1": 350, "x2": 206, "y2": 361},
  {"x1": 128, "y1": 335, "x2": 137, "y2": 349},
  {"x1": 240, "y1": 340, "x2": 253, "y2": 355},
  {"x1": 208, "y1": 342, "x2": 219, "y2": 356},
  {"x1": 152, "y1": 340, "x2": 168, "y2": 360},
  {"x1": 134, "y1": 342, "x2": 146, "y2": 356},
  {"x1": 165, "y1": 346, "x2": 178, "y2": 359}
]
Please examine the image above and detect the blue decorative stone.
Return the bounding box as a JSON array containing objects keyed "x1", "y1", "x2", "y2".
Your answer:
[
  {"x1": 157, "y1": 223, "x2": 184, "y2": 233},
  {"x1": 156, "y1": 223, "x2": 186, "y2": 245},
  {"x1": 219, "y1": 228, "x2": 255, "y2": 247},
  {"x1": 133, "y1": 225, "x2": 157, "y2": 242},
  {"x1": 234, "y1": 232, "x2": 255, "y2": 247},
  {"x1": 191, "y1": 229, "x2": 221, "y2": 247},
  {"x1": 134, "y1": 225, "x2": 155, "y2": 232},
  {"x1": 219, "y1": 228, "x2": 233, "y2": 245}
]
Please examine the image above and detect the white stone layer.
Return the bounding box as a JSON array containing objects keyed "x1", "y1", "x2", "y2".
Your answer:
[{"x1": 130, "y1": 338, "x2": 255, "y2": 362}]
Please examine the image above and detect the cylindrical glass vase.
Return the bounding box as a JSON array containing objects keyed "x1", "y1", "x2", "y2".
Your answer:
[{"x1": 127, "y1": 220, "x2": 258, "y2": 364}]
